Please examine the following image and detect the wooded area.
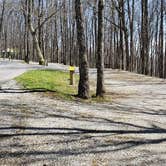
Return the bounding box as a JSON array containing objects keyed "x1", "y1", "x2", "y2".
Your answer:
[{"x1": 0, "y1": 0, "x2": 166, "y2": 78}]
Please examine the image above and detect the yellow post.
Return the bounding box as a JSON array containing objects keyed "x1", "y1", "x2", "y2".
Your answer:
[{"x1": 69, "y1": 66, "x2": 75, "y2": 85}]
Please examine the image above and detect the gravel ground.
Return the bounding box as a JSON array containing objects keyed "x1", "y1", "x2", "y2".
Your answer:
[{"x1": 0, "y1": 60, "x2": 166, "y2": 166}]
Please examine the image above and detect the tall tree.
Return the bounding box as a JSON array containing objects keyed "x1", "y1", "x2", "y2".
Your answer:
[
  {"x1": 158, "y1": 0, "x2": 164, "y2": 78},
  {"x1": 140, "y1": 0, "x2": 149, "y2": 75},
  {"x1": 96, "y1": 0, "x2": 105, "y2": 97},
  {"x1": 26, "y1": 0, "x2": 45, "y2": 65},
  {"x1": 0, "y1": 0, "x2": 6, "y2": 38},
  {"x1": 121, "y1": 0, "x2": 130, "y2": 71},
  {"x1": 127, "y1": 0, "x2": 135, "y2": 71},
  {"x1": 23, "y1": 0, "x2": 29, "y2": 63},
  {"x1": 75, "y1": 0, "x2": 90, "y2": 99}
]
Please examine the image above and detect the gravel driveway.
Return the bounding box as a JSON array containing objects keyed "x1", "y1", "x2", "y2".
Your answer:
[{"x1": 0, "y1": 59, "x2": 166, "y2": 166}]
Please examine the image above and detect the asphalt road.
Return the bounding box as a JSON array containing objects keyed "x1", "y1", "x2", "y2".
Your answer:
[{"x1": 0, "y1": 59, "x2": 43, "y2": 84}]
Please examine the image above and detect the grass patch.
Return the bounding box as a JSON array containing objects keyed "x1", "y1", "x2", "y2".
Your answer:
[
  {"x1": 16, "y1": 69, "x2": 112, "y2": 103},
  {"x1": 16, "y1": 69, "x2": 79, "y2": 100}
]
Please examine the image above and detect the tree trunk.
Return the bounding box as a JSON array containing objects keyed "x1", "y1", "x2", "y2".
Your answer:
[
  {"x1": 158, "y1": 0, "x2": 164, "y2": 78},
  {"x1": 121, "y1": 0, "x2": 130, "y2": 71},
  {"x1": 75, "y1": 0, "x2": 90, "y2": 99},
  {"x1": 140, "y1": 0, "x2": 149, "y2": 75},
  {"x1": 128, "y1": 0, "x2": 135, "y2": 71},
  {"x1": 96, "y1": 0, "x2": 105, "y2": 97},
  {"x1": 0, "y1": 0, "x2": 5, "y2": 38},
  {"x1": 27, "y1": 0, "x2": 45, "y2": 65}
]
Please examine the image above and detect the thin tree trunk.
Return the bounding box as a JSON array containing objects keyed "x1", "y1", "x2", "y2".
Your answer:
[
  {"x1": 140, "y1": 0, "x2": 149, "y2": 75},
  {"x1": 27, "y1": 0, "x2": 45, "y2": 65},
  {"x1": 0, "y1": 0, "x2": 5, "y2": 37},
  {"x1": 158, "y1": 0, "x2": 164, "y2": 78},
  {"x1": 121, "y1": 0, "x2": 130, "y2": 71},
  {"x1": 96, "y1": 0, "x2": 105, "y2": 97}
]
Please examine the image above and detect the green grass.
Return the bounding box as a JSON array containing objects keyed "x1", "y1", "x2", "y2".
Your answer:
[
  {"x1": 16, "y1": 69, "x2": 112, "y2": 103},
  {"x1": 16, "y1": 69, "x2": 79, "y2": 100}
]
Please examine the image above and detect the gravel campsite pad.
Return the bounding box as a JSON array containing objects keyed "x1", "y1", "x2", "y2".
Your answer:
[{"x1": 0, "y1": 60, "x2": 166, "y2": 166}]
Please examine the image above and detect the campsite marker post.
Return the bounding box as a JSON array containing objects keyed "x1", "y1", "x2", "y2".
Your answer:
[{"x1": 69, "y1": 66, "x2": 75, "y2": 85}]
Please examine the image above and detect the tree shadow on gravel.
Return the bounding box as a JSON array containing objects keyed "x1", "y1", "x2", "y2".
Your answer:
[
  {"x1": 0, "y1": 124, "x2": 166, "y2": 137},
  {"x1": 0, "y1": 88, "x2": 56, "y2": 93},
  {"x1": 0, "y1": 137, "x2": 166, "y2": 159},
  {"x1": 0, "y1": 102, "x2": 165, "y2": 161},
  {"x1": 0, "y1": 123, "x2": 165, "y2": 159},
  {"x1": 100, "y1": 103, "x2": 166, "y2": 116}
]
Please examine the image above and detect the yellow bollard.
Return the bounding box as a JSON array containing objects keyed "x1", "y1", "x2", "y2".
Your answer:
[{"x1": 69, "y1": 66, "x2": 75, "y2": 85}]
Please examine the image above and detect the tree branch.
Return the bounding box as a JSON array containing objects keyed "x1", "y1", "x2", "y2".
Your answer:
[{"x1": 34, "y1": 6, "x2": 63, "y2": 33}]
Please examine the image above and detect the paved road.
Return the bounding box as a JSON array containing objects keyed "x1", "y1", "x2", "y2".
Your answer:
[
  {"x1": 0, "y1": 60, "x2": 166, "y2": 166},
  {"x1": 0, "y1": 59, "x2": 42, "y2": 84},
  {"x1": 0, "y1": 59, "x2": 72, "y2": 85}
]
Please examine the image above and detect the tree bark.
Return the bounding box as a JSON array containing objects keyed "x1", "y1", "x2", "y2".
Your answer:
[
  {"x1": 127, "y1": 0, "x2": 135, "y2": 71},
  {"x1": 75, "y1": 0, "x2": 90, "y2": 99},
  {"x1": 96, "y1": 0, "x2": 105, "y2": 97},
  {"x1": 140, "y1": 0, "x2": 149, "y2": 75},
  {"x1": 27, "y1": 0, "x2": 45, "y2": 65},
  {"x1": 158, "y1": 0, "x2": 164, "y2": 78},
  {"x1": 121, "y1": 0, "x2": 130, "y2": 71},
  {"x1": 0, "y1": 0, "x2": 5, "y2": 38}
]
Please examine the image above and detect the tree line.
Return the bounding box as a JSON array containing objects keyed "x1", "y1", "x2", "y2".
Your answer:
[{"x1": 0, "y1": 0, "x2": 166, "y2": 98}]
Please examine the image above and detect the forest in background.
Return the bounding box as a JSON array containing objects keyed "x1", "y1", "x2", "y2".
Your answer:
[{"x1": 0, "y1": 0, "x2": 166, "y2": 78}]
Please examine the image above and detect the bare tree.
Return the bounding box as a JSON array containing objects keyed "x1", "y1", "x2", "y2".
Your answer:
[
  {"x1": 158, "y1": 0, "x2": 164, "y2": 78},
  {"x1": 127, "y1": 0, "x2": 135, "y2": 71},
  {"x1": 96, "y1": 0, "x2": 105, "y2": 97},
  {"x1": 0, "y1": 0, "x2": 6, "y2": 38},
  {"x1": 24, "y1": 0, "x2": 45, "y2": 65},
  {"x1": 140, "y1": 0, "x2": 149, "y2": 75},
  {"x1": 75, "y1": 0, "x2": 90, "y2": 99}
]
